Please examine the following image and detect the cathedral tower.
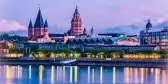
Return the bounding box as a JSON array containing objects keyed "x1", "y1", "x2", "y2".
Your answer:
[
  {"x1": 34, "y1": 8, "x2": 45, "y2": 36},
  {"x1": 28, "y1": 8, "x2": 51, "y2": 42},
  {"x1": 43, "y1": 19, "x2": 50, "y2": 40},
  {"x1": 28, "y1": 20, "x2": 33, "y2": 40},
  {"x1": 90, "y1": 27, "x2": 94, "y2": 37},
  {"x1": 71, "y1": 6, "x2": 82, "y2": 36},
  {"x1": 83, "y1": 28, "x2": 87, "y2": 35}
]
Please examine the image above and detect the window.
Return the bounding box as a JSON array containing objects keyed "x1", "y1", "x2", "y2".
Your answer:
[{"x1": 75, "y1": 24, "x2": 78, "y2": 27}]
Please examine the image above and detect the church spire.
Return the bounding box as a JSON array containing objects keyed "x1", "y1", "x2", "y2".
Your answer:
[
  {"x1": 44, "y1": 18, "x2": 48, "y2": 28},
  {"x1": 71, "y1": 5, "x2": 82, "y2": 36},
  {"x1": 74, "y1": 5, "x2": 79, "y2": 15},
  {"x1": 83, "y1": 28, "x2": 87, "y2": 35},
  {"x1": 28, "y1": 19, "x2": 33, "y2": 28},
  {"x1": 91, "y1": 27, "x2": 94, "y2": 36},
  {"x1": 76, "y1": 5, "x2": 78, "y2": 9},
  {"x1": 34, "y1": 8, "x2": 44, "y2": 28}
]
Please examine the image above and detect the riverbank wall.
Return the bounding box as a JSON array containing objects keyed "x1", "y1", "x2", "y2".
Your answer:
[{"x1": 0, "y1": 58, "x2": 168, "y2": 68}]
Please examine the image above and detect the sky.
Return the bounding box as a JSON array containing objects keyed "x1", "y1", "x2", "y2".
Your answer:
[{"x1": 0, "y1": 0, "x2": 168, "y2": 36}]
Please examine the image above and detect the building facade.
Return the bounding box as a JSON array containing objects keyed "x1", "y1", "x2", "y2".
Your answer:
[
  {"x1": 70, "y1": 6, "x2": 94, "y2": 37},
  {"x1": 66, "y1": 36, "x2": 140, "y2": 45},
  {"x1": 140, "y1": 20, "x2": 168, "y2": 49},
  {"x1": 28, "y1": 8, "x2": 51, "y2": 42},
  {"x1": 71, "y1": 6, "x2": 82, "y2": 36}
]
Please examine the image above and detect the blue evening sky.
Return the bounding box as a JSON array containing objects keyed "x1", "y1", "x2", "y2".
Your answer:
[{"x1": 0, "y1": 0, "x2": 168, "y2": 35}]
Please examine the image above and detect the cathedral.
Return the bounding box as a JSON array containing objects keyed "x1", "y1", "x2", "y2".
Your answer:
[
  {"x1": 28, "y1": 8, "x2": 51, "y2": 42},
  {"x1": 67, "y1": 6, "x2": 94, "y2": 37},
  {"x1": 28, "y1": 6, "x2": 94, "y2": 43}
]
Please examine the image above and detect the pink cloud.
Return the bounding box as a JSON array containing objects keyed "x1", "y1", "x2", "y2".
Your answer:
[{"x1": 0, "y1": 19, "x2": 26, "y2": 32}]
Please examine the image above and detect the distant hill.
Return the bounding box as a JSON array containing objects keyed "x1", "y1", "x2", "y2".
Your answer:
[
  {"x1": 7, "y1": 30, "x2": 27, "y2": 36},
  {"x1": 105, "y1": 20, "x2": 168, "y2": 35},
  {"x1": 153, "y1": 20, "x2": 168, "y2": 31},
  {"x1": 5, "y1": 20, "x2": 168, "y2": 37}
]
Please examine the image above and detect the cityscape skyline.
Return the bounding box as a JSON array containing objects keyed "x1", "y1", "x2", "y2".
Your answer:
[
  {"x1": 1, "y1": 0, "x2": 168, "y2": 36},
  {"x1": 0, "y1": 1, "x2": 168, "y2": 84}
]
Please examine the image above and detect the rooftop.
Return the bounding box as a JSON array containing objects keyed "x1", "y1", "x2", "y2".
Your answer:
[
  {"x1": 49, "y1": 34, "x2": 65, "y2": 37},
  {"x1": 98, "y1": 33, "x2": 125, "y2": 37}
]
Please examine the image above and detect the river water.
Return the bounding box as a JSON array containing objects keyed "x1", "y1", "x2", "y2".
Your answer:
[{"x1": 0, "y1": 65, "x2": 168, "y2": 84}]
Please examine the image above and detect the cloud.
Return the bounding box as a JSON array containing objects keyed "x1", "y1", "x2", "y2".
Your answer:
[
  {"x1": 1, "y1": 0, "x2": 168, "y2": 34},
  {"x1": 0, "y1": 19, "x2": 26, "y2": 32}
]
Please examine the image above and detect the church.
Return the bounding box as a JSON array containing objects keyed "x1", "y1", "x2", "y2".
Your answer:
[
  {"x1": 28, "y1": 6, "x2": 94, "y2": 43},
  {"x1": 66, "y1": 6, "x2": 94, "y2": 37},
  {"x1": 28, "y1": 8, "x2": 51, "y2": 42}
]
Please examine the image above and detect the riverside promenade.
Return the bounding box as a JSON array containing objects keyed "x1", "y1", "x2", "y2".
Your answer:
[{"x1": 0, "y1": 57, "x2": 168, "y2": 68}]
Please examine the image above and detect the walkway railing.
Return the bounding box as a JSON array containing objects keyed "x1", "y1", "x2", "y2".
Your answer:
[{"x1": 60, "y1": 59, "x2": 77, "y2": 64}]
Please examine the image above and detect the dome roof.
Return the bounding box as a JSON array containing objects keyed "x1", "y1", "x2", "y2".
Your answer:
[{"x1": 146, "y1": 20, "x2": 152, "y2": 28}]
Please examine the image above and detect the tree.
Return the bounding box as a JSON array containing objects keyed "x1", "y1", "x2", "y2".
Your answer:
[
  {"x1": 108, "y1": 49, "x2": 125, "y2": 58},
  {"x1": 8, "y1": 48, "x2": 23, "y2": 54},
  {"x1": 0, "y1": 33, "x2": 28, "y2": 42},
  {"x1": 158, "y1": 50, "x2": 168, "y2": 58}
]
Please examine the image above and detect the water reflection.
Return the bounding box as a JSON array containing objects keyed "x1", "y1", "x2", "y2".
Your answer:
[
  {"x1": 70, "y1": 66, "x2": 72, "y2": 83},
  {"x1": 0, "y1": 65, "x2": 167, "y2": 84},
  {"x1": 87, "y1": 66, "x2": 90, "y2": 83},
  {"x1": 51, "y1": 66, "x2": 54, "y2": 84},
  {"x1": 92, "y1": 68, "x2": 94, "y2": 83},
  {"x1": 39, "y1": 65, "x2": 43, "y2": 83},
  {"x1": 5, "y1": 65, "x2": 22, "y2": 79},
  {"x1": 113, "y1": 67, "x2": 116, "y2": 83},
  {"x1": 29, "y1": 65, "x2": 31, "y2": 79}
]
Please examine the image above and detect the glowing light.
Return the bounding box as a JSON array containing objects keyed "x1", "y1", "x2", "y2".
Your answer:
[
  {"x1": 134, "y1": 68, "x2": 139, "y2": 83},
  {"x1": 74, "y1": 66, "x2": 78, "y2": 83},
  {"x1": 63, "y1": 66, "x2": 66, "y2": 82},
  {"x1": 92, "y1": 69, "x2": 94, "y2": 83},
  {"x1": 6, "y1": 65, "x2": 12, "y2": 79},
  {"x1": 59, "y1": 67, "x2": 62, "y2": 81},
  {"x1": 145, "y1": 68, "x2": 148, "y2": 82},
  {"x1": 124, "y1": 67, "x2": 129, "y2": 83},
  {"x1": 113, "y1": 67, "x2": 116, "y2": 83},
  {"x1": 70, "y1": 66, "x2": 73, "y2": 83},
  {"x1": 140, "y1": 68, "x2": 144, "y2": 83},
  {"x1": 151, "y1": 68, "x2": 154, "y2": 73},
  {"x1": 56, "y1": 66, "x2": 59, "y2": 81},
  {"x1": 100, "y1": 66, "x2": 103, "y2": 83},
  {"x1": 7, "y1": 42, "x2": 13, "y2": 48},
  {"x1": 123, "y1": 54, "x2": 161, "y2": 59},
  {"x1": 38, "y1": 52, "x2": 45, "y2": 58},
  {"x1": 17, "y1": 65, "x2": 22, "y2": 79},
  {"x1": 129, "y1": 68, "x2": 133, "y2": 83},
  {"x1": 39, "y1": 65, "x2": 44, "y2": 83},
  {"x1": 88, "y1": 66, "x2": 90, "y2": 83},
  {"x1": 5, "y1": 65, "x2": 16, "y2": 83},
  {"x1": 162, "y1": 70, "x2": 167, "y2": 84},
  {"x1": 50, "y1": 53, "x2": 55, "y2": 58},
  {"x1": 155, "y1": 68, "x2": 161, "y2": 84},
  {"x1": 29, "y1": 65, "x2": 32, "y2": 79},
  {"x1": 51, "y1": 66, "x2": 55, "y2": 84}
]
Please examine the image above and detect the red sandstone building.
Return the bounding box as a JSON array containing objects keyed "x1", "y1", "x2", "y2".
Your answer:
[
  {"x1": 69, "y1": 6, "x2": 94, "y2": 37},
  {"x1": 28, "y1": 6, "x2": 94, "y2": 43},
  {"x1": 71, "y1": 6, "x2": 82, "y2": 36},
  {"x1": 28, "y1": 8, "x2": 51, "y2": 42}
]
